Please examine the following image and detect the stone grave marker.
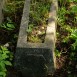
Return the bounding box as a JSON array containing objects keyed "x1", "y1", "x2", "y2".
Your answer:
[{"x1": 14, "y1": 0, "x2": 58, "y2": 77}]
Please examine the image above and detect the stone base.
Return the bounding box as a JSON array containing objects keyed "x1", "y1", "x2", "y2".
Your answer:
[{"x1": 14, "y1": 48, "x2": 54, "y2": 77}]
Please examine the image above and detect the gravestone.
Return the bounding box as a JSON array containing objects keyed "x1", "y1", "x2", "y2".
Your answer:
[{"x1": 14, "y1": 0, "x2": 58, "y2": 77}]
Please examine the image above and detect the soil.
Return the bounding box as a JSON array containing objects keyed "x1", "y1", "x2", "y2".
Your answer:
[
  {"x1": 27, "y1": 25, "x2": 47, "y2": 43},
  {"x1": 27, "y1": 0, "x2": 51, "y2": 43}
]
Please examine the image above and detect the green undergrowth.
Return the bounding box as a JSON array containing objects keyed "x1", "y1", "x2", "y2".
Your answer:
[
  {"x1": 27, "y1": 0, "x2": 52, "y2": 43},
  {"x1": 1, "y1": 0, "x2": 25, "y2": 31},
  {"x1": 0, "y1": 46, "x2": 13, "y2": 77},
  {"x1": 3, "y1": 0, "x2": 24, "y2": 25},
  {"x1": 55, "y1": 0, "x2": 77, "y2": 76},
  {"x1": 0, "y1": 0, "x2": 24, "y2": 45},
  {"x1": 0, "y1": 0, "x2": 25, "y2": 76}
]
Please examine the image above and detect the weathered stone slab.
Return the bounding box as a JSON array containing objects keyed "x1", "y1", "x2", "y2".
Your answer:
[{"x1": 14, "y1": 0, "x2": 58, "y2": 77}]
